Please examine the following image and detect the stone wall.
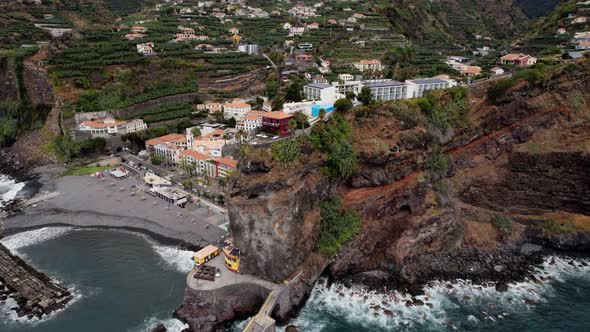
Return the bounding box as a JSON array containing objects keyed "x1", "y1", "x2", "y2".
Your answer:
[{"x1": 175, "y1": 282, "x2": 271, "y2": 332}]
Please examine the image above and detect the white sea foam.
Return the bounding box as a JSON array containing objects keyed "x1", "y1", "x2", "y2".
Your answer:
[
  {"x1": 130, "y1": 316, "x2": 189, "y2": 332},
  {"x1": 0, "y1": 227, "x2": 73, "y2": 253},
  {"x1": 282, "y1": 256, "x2": 590, "y2": 331},
  {"x1": 0, "y1": 281, "x2": 83, "y2": 327},
  {"x1": 150, "y1": 242, "x2": 195, "y2": 273},
  {"x1": 0, "y1": 175, "x2": 25, "y2": 205}
]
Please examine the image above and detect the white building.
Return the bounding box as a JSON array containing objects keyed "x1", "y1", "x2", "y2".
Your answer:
[
  {"x1": 362, "y1": 80, "x2": 408, "y2": 101},
  {"x1": 303, "y1": 83, "x2": 337, "y2": 102},
  {"x1": 238, "y1": 44, "x2": 259, "y2": 55},
  {"x1": 137, "y1": 42, "x2": 156, "y2": 55},
  {"x1": 338, "y1": 73, "x2": 354, "y2": 82},
  {"x1": 77, "y1": 118, "x2": 147, "y2": 138},
  {"x1": 405, "y1": 78, "x2": 457, "y2": 98},
  {"x1": 353, "y1": 59, "x2": 385, "y2": 72},
  {"x1": 223, "y1": 98, "x2": 252, "y2": 121}
]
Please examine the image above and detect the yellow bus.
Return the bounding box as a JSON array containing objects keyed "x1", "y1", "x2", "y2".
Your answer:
[
  {"x1": 193, "y1": 245, "x2": 219, "y2": 265},
  {"x1": 223, "y1": 246, "x2": 240, "y2": 272}
]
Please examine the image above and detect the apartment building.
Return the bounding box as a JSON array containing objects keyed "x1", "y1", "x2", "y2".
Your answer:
[{"x1": 303, "y1": 83, "x2": 337, "y2": 101}]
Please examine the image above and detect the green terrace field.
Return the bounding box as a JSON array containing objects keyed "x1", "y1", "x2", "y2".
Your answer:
[
  {"x1": 298, "y1": 26, "x2": 408, "y2": 64},
  {"x1": 120, "y1": 102, "x2": 195, "y2": 124},
  {"x1": 0, "y1": 12, "x2": 50, "y2": 48}
]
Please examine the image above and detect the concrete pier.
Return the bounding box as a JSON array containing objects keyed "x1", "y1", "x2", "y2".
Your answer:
[{"x1": 0, "y1": 243, "x2": 72, "y2": 319}]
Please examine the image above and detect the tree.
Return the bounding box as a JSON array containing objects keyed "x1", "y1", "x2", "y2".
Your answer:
[
  {"x1": 191, "y1": 127, "x2": 201, "y2": 138},
  {"x1": 285, "y1": 82, "x2": 303, "y2": 102},
  {"x1": 358, "y1": 87, "x2": 373, "y2": 105},
  {"x1": 150, "y1": 153, "x2": 165, "y2": 165},
  {"x1": 345, "y1": 91, "x2": 356, "y2": 100},
  {"x1": 319, "y1": 108, "x2": 326, "y2": 120},
  {"x1": 288, "y1": 118, "x2": 298, "y2": 133},
  {"x1": 272, "y1": 96, "x2": 284, "y2": 111},
  {"x1": 315, "y1": 197, "x2": 362, "y2": 255},
  {"x1": 225, "y1": 118, "x2": 236, "y2": 128},
  {"x1": 327, "y1": 141, "x2": 357, "y2": 179},
  {"x1": 271, "y1": 139, "x2": 300, "y2": 167},
  {"x1": 334, "y1": 98, "x2": 353, "y2": 112},
  {"x1": 293, "y1": 111, "x2": 309, "y2": 129},
  {"x1": 236, "y1": 129, "x2": 246, "y2": 143}
]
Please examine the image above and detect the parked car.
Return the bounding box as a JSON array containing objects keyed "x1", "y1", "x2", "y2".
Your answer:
[{"x1": 215, "y1": 267, "x2": 221, "y2": 278}]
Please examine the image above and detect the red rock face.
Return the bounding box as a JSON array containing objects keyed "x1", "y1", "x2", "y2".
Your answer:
[{"x1": 227, "y1": 62, "x2": 590, "y2": 300}]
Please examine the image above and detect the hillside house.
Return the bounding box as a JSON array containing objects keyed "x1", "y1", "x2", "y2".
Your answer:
[
  {"x1": 500, "y1": 53, "x2": 537, "y2": 66},
  {"x1": 261, "y1": 112, "x2": 294, "y2": 137},
  {"x1": 353, "y1": 59, "x2": 385, "y2": 72}
]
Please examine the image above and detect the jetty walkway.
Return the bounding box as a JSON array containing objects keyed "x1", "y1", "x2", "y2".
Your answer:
[{"x1": 0, "y1": 243, "x2": 73, "y2": 319}]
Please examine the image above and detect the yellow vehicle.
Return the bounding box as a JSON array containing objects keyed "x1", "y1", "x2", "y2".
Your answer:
[
  {"x1": 193, "y1": 245, "x2": 219, "y2": 265},
  {"x1": 223, "y1": 246, "x2": 240, "y2": 272}
]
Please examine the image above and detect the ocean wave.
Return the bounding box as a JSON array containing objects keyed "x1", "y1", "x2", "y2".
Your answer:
[
  {"x1": 129, "y1": 316, "x2": 189, "y2": 332},
  {"x1": 0, "y1": 227, "x2": 73, "y2": 253},
  {"x1": 283, "y1": 255, "x2": 590, "y2": 331},
  {"x1": 150, "y1": 242, "x2": 195, "y2": 274}
]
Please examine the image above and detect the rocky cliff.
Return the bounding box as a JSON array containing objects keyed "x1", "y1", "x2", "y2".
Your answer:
[{"x1": 227, "y1": 61, "x2": 590, "y2": 321}]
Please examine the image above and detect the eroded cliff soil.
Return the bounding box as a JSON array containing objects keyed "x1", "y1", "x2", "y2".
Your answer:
[{"x1": 228, "y1": 62, "x2": 590, "y2": 299}]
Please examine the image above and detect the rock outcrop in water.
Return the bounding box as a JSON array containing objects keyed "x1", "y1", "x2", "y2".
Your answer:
[{"x1": 0, "y1": 244, "x2": 73, "y2": 319}]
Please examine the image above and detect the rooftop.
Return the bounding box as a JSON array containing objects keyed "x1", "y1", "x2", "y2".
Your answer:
[
  {"x1": 407, "y1": 78, "x2": 449, "y2": 84},
  {"x1": 306, "y1": 82, "x2": 332, "y2": 89},
  {"x1": 262, "y1": 111, "x2": 294, "y2": 120},
  {"x1": 181, "y1": 149, "x2": 209, "y2": 160},
  {"x1": 363, "y1": 80, "x2": 404, "y2": 88},
  {"x1": 215, "y1": 157, "x2": 238, "y2": 168}
]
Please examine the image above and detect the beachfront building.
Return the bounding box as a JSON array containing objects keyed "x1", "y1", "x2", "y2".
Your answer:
[
  {"x1": 353, "y1": 59, "x2": 385, "y2": 72},
  {"x1": 150, "y1": 186, "x2": 189, "y2": 207},
  {"x1": 223, "y1": 98, "x2": 252, "y2": 121},
  {"x1": 77, "y1": 117, "x2": 147, "y2": 138},
  {"x1": 303, "y1": 83, "x2": 337, "y2": 102},
  {"x1": 215, "y1": 157, "x2": 237, "y2": 178},
  {"x1": 500, "y1": 53, "x2": 537, "y2": 66},
  {"x1": 146, "y1": 134, "x2": 188, "y2": 165},
  {"x1": 261, "y1": 112, "x2": 294, "y2": 137},
  {"x1": 180, "y1": 150, "x2": 237, "y2": 179}
]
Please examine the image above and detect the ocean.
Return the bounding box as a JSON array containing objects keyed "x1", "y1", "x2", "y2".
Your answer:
[
  {"x1": 1, "y1": 175, "x2": 590, "y2": 332},
  {"x1": 0, "y1": 227, "x2": 192, "y2": 332}
]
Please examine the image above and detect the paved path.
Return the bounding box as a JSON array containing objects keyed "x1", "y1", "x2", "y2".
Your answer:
[{"x1": 187, "y1": 255, "x2": 276, "y2": 291}]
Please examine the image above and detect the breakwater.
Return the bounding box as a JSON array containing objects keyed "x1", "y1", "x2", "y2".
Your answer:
[{"x1": 0, "y1": 243, "x2": 72, "y2": 319}]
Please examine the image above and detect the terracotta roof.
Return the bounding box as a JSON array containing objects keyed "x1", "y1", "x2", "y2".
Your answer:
[
  {"x1": 82, "y1": 118, "x2": 126, "y2": 128},
  {"x1": 215, "y1": 157, "x2": 238, "y2": 168},
  {"x1": 262, "y1": 111, "x2": 293, "y2": 120},
  {"x1": 146, "y1": 133, "x2": 186, "y2": 146},
  {"x1": 181, "y1": 149, "x2": 209, "y2": 160},
  {"x1": 358, "y1": 59, "x2": 381, "y2": 65}
]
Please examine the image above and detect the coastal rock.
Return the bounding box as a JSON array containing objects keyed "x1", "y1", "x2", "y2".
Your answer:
[
  {"x1": 150, "y1": 323, "x2": 167, "y2": 332},
  {"x1": 285, "y1": 325, "x2": 300, "y2": 332}
]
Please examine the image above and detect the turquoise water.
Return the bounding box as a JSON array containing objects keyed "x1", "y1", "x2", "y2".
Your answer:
[{"x1": 0, "y1": 228, "x2": 192, "y2": 332}]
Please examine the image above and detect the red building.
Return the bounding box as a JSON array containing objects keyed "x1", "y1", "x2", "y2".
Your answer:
[{"x1": 261, "y1": 112, "x2": 294, "y2": 137}]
